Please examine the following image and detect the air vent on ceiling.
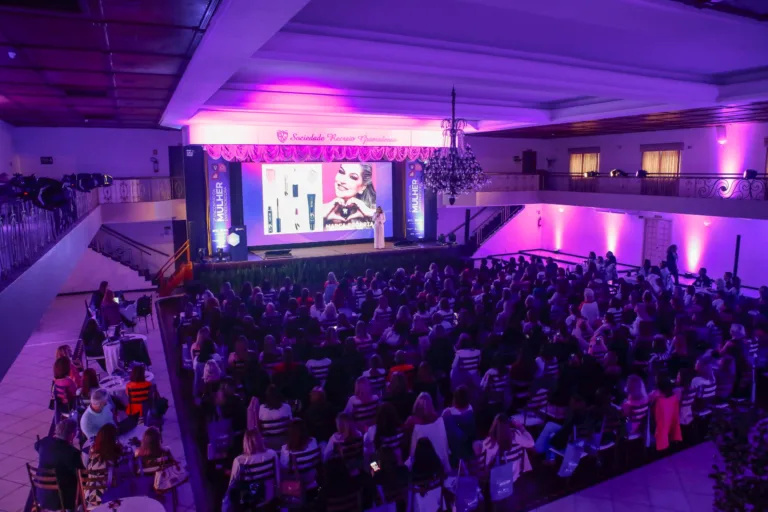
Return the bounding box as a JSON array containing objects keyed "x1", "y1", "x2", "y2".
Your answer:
[
  {"x1": 64, "y1": 89, "x2": 109, "y2": 98},
  {"x1": 0, "y1": 0, "x2": 84, "y2": 13}
]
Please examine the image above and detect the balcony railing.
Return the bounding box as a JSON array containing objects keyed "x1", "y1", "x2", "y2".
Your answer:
[
  {"x1": 0, "y1": 189, "x2": 99, "y2": 286},
  {"x1": 99, "y1": 176, "x2": 185, "y2": 204},
  {"x1": 482, "y1": 172, "x2": 767, "y2": 201}
]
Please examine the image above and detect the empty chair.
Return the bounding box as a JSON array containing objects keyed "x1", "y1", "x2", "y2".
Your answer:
[
  {"x1": 136, "y1": 295, "x2": 154, "y2": 331},
  {"x1": 27, "y1": 464, "x2": 66, "y2": 512}
]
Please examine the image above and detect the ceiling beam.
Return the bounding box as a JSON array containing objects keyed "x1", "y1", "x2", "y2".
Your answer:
[
  {"x1": 255, "y1": 32, "x2": 719, "y2": 104},
  {"x1": 160, "y1": 0, "x2": 311, "y2": 128}
]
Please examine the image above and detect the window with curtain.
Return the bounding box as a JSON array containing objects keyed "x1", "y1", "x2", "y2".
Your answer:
[
  {"x1": 569, "y1": 148, "x2": 600, "y2": 175},
  {"x1": 640, "y1": 144, "x2": 682, "y2": 176}
]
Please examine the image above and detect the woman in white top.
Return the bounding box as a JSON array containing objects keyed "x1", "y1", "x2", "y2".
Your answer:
[
  {"x1": 323, "y1": 272, "x2": 338, "y2": 305},
  {"x1": 229, "y1": 430, "x2": 279, "y2": 497},
  {"x1": 309, "y1": 292, "x2": 326, "y2": 320},
  {"x1": 323, "y1": 412, "x2": 362, "y2": 461},
  {"x1": 319, "y1": 302, "x2": 338, "y2": 326},
  {"x1": 344, "y1": 376, "x2": 379, "y2": 414},
  {"x1": 478, "y1": 414, "x2": 533, "y2": 482},
  {"x1": 580, "y1": 288, "x2": 600, "y2": 326},
  {"x1": 280, "y1": 419, "x2": 319, "y2": 488},
  {"x1": 372, "y1": 296, "x2": 392, "y2": 322},
  {"x1": 406, "y1": 392, "x2": 450, "y2": 472},
  {"x1": 258, "y1": 385, "x2": 292, "y2": 423}
]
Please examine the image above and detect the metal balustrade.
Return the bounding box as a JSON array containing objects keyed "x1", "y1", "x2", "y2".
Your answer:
[
  {"x1": 99, "y1": 176, "x2": 185, "y2": 204},
  {"x1": 480, "y1": 172, "x2": 767, "y2": 201},
  {"x1": 0, "y1": 190, "x2": 98, "y2": 285}
]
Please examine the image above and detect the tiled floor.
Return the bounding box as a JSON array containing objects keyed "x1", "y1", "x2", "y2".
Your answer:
[
  {"x1": 531, "y1": 442, "x2": 719, "y2": 512},
  {"x1": 0, "y1": 294, "x2": 195, "y2": 512}
]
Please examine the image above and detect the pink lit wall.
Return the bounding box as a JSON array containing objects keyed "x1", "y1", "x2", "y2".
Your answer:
[
  {"x1": 13, "y1": 127, "x2": 182, "y2": 178},
  {"x1": 468, "y1": 136, "x2": 555, "y2": 174},
  {"x1": 536, "y1": 204, "x2": 768, "y2": 287},
  {"x1": 472, "y1": 204, "x2": 543, "y2": 258},
  {"x1": 549, "y1": 122, "x2": 768, "y2": 175}
]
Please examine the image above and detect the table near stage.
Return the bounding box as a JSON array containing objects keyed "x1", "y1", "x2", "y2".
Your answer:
[
  {"x1": 102, "y1": 334, "x2": 149, "y2": 375},
  {"x1": 99, "y1": 372, "x2": 154, "y2": 404},
  {"x1": 92, "y1": 496, "x2": 165, "y2": 512}
]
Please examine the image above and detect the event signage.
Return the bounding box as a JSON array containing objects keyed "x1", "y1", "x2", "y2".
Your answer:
[
  {"x1": 208, "y1": 157, "x2": 231, "y2": 253},
  {"x1": 405, "y1": 160, "x2": 426, "y2": 240},
  {"x1": 265, "y1": 128, "x2": 410, "y2": 146}
]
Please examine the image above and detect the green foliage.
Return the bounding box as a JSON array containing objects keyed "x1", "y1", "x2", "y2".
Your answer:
[
  {"x1": 195, "y1": 248, "x2": 467, "y2": 292},
  {"x1": 709, "y1": 406, "x2": 768, "y2": 512}
]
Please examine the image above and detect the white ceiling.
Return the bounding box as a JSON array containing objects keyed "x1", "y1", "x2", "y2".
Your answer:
[{"x1": 163, "y1": 0, "x2": 768, "y2": 132}]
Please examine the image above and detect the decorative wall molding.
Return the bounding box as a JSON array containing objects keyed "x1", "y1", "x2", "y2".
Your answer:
[{"x1": 203, "y1": 144, "x2": 433, "y2": 162}]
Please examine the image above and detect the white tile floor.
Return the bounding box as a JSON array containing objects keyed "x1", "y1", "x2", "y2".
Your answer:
[
  {"x1": 0, "y1": 294, "x2": 195, "y2": 512},
  {"x1": 531, "y1": 442, "x2": 719, "y2": 512}
]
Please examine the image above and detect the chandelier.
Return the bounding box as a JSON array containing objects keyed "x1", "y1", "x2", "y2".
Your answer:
[{"x1": 424, "y1": 88, "x2": 488, "y2": 205}]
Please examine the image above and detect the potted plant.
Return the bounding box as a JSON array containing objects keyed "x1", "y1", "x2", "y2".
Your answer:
[{"x1": 709, "y1": 406, "x2": 768, "y2": 511}]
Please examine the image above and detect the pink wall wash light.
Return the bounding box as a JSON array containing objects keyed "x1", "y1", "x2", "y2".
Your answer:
[{"x1": 716, "y1": 125, "x2": 727, "y2": 145}]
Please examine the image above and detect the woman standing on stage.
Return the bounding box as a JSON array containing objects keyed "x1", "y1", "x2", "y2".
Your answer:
[{"x1": 373, "y1": 206, "x2": 386, "y2": 249}]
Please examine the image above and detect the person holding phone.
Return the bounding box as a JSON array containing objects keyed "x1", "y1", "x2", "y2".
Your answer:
[{"x1": 323, "y1": 163, "x2": 377, "y2": 226}]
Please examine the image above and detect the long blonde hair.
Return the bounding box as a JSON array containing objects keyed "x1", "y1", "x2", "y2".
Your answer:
[
  {"x1": 55, "y1": 345, "x2": 73, "y2": 361},
  {"x1": 242, "y1": 429, "x2": 267, "y2": 455},
  {"x1": 487, "y1": 414, "x2": 513, "y2": 452},
  {"x1": 354, "y1": 376, "x2": 374, "y2": 401},
  {"x1": 136, "y1": 426, "x2": 164, "y2": 458},
  {"x1": 412, "y1": 392, "x2": 438, "y2": 424},
  {"x1": 335, "y1": 412, "x2": 359, "y2": 441}
]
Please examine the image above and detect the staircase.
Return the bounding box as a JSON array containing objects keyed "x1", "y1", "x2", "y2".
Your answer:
[
  {"x1": 89, "y1": 225, "x2": 169, "y2": 282},
  {"x1": 89, "y1": 225, "x2": 192, "y2": 294},
  {"x1": 465, "y1": 205, "x2": 525, "y2": 254}
]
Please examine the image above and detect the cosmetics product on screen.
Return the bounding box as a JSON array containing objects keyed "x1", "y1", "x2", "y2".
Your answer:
[
  {"x1": 307, "y1": 194, "x2": 316, "y2": 230},
  {"x1": 267, "y1": 206, "x2": 273, "y2": 233},
  {"x1": 284, "y1": 175, "x2": 289, "y2": 196},
  {"x1": 276, "y1": 199, "x2": 282, "y2": 233},
  {"x1": 294, "y1": 207, "x2": 300, "y2": 230},
  {"x1": 292, "y1": 183, "x2": 299, "y2": 198}
]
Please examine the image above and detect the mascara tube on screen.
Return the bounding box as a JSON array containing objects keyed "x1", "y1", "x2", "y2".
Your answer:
[
  {"x1": 307, "y1": 194, "x2": 316, "y2": 230},
  {"x1": 276, "y1": 198, "x2": 282, "y2": 233},
  {"x1": 267, "y1": 206, "x2": 273, "y2": 233}
]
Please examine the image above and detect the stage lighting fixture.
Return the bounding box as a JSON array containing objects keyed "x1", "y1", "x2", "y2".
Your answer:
[
  {"x1": 636, "y1": 170, "x2": 648, "y2": 178},
  {"x1": 610, "y1": 169, "x2": 628, "y2": 177},
  {"x1": 582, "y1": 171, "x2": 599, "y2": 178},
  {"x1": 744, "y1": 169, "x2": 757, "y2": 180},
  {"x1": 716, "y1": 125, "x2": 727, "y2": 145}
]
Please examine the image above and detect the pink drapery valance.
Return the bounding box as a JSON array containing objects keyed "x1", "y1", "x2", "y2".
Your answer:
[{"x1": 203, "y1": 144, "x2": 434, "y2": 163}]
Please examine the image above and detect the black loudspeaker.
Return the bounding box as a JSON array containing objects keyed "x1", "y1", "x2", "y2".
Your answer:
[
  {"x1": 265, "y1": 249, "x2": 292, "y2": 259},
  {"x1": 227, "y1": 225, "x2": 248, "y2": 261},
  {"x1": 394, "y1": 240, "x2": 414, "y2": 247},
  {"x1": 522, "y1": 150, "x2": 537, "y2": 174}
]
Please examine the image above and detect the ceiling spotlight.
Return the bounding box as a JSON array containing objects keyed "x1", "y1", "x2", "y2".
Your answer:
[
  {"x1": 610, "y1": 169, "x2": 628, "y2": 177},
  {"x1": 7, "y1": 50, "x2": 16, "y2": 60},
  {"x1": 744, "y1": 169, "x2": 757, "y2": 180},
  {"x1": 716, "y1": 125, "x2": 727, "y2": 145},
  {"x1": 636, "y1": 170, "x2": 648, "y2": 178}
]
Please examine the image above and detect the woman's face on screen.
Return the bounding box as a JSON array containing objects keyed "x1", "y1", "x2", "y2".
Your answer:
[{"x1": 335, "y1": 164, "x2": 365, "y2": 199}]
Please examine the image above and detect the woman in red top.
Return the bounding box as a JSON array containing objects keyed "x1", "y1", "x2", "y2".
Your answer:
[{"x1": 125, "y1": 365, "x2": 153, "y2": 416}]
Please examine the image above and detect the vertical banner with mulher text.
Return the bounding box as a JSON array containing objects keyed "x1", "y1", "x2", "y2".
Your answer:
[
  {"x1": 208, "y1": 157, "x2": 231, "y2": 253},
  {"x1": 405, "y1": 160, "x2": 426, "y2": 240}
]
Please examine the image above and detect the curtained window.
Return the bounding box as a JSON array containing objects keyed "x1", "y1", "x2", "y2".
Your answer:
[
  {"x1": 569, "y1": 148, "x2": 600, "y2": 175},
  {"x1": 640, "y1": 143, "x2": 682, "y2": 176}
]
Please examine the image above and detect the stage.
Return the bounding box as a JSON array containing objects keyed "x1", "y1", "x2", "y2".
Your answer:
[
  {"x1": 248, "y1": 241, "x2": 449, "y2": 261},
  {"x1": 194, "y1": 241, "x2": 465, "y2": 291}
]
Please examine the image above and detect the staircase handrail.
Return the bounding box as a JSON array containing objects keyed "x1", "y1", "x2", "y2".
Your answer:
[
  {"x1": 99, "y1": 225, "x2": 170, "y2": 257},
  {"x1": 155, "y1": 240, "x2": 190, "y2": 282},
  {"x1": 446, "y1": 207, "x2": 489, "y2": 236}
]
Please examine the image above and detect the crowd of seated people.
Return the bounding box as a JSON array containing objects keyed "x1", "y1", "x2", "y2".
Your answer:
[
  {"x1": 30, "y1": 284, "x2": 178, "y2": 511},
  {"x1": 175, "y1": 255, "x2": 768, "y2": 511}
]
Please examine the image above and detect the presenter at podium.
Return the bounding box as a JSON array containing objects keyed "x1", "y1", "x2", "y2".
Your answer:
[{"x1": 373, "y1": 206, "x2": 386, "y2": 249}]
